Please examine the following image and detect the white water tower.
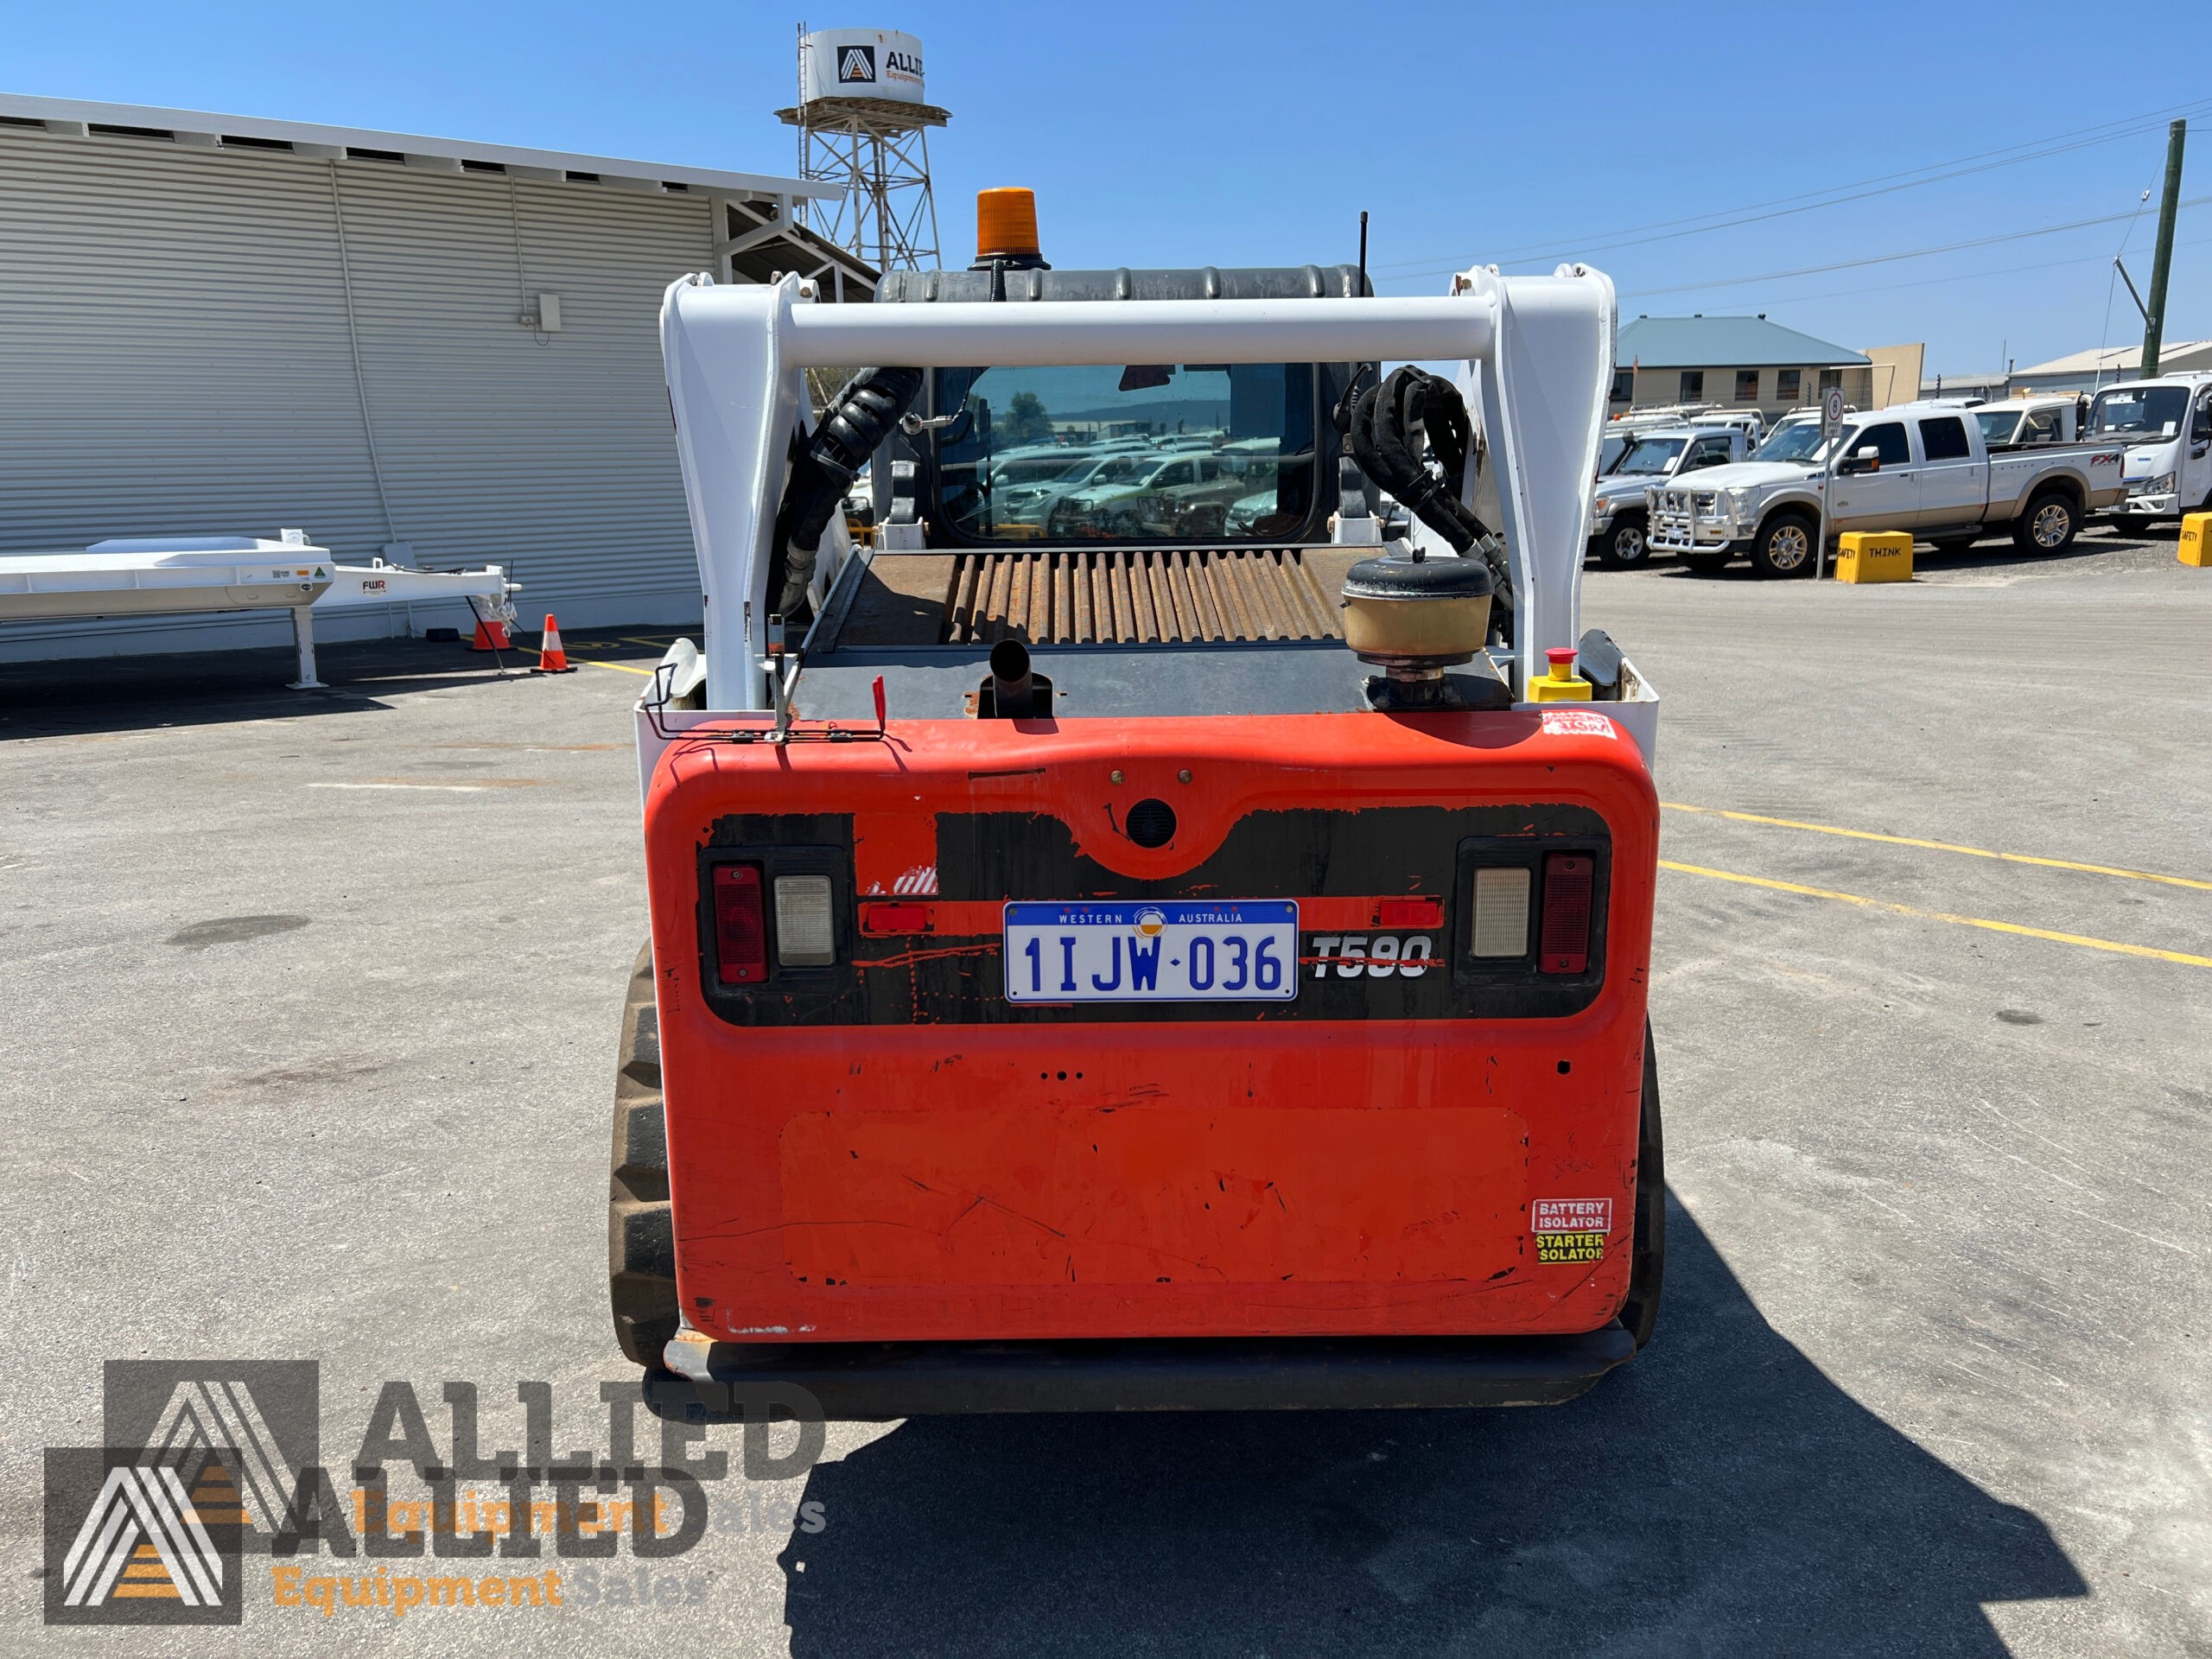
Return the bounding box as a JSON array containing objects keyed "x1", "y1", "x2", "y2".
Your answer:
[{"x1": 779, "y1": 25, "x2": 946, "y2": 275}]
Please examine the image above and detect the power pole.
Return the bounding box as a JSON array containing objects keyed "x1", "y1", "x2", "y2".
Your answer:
[{"x1": 2142, "y1": 118, "x2": 2187, "y2": 377}]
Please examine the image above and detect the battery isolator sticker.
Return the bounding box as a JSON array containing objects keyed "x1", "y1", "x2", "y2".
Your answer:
[
  {"x1": 1533, "y1": 1197, "x2": 1613, "y2": 1263},
  {"x1": 1539, "y1": 709, "x2": 1618, "y2": 741}
]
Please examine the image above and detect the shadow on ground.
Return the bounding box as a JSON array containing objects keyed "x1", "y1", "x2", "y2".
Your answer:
[
  {"x1": 777, "y1": 1205, "x2": 2084, "y2": 1656},
  {"x1": 0, "y1": 628, "x2": 687, "y2": 740}
]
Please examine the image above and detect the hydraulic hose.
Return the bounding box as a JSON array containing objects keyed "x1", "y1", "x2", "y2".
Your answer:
[
  {"x1": 1344, "y1": 365, "x2": 1515, "y2": 644},
  {"x1": 768, "y1": 365, "x2": 925, "y2": 623}
]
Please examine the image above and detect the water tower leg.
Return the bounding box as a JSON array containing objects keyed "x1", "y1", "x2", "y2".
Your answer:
[{"x1": 288, "y1": 605, "x2": 327, "y2": 690}]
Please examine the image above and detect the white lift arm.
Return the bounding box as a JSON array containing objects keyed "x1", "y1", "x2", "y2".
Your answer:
[{"x1": 660, "y1": 267, "x2": 1614, "y2": 707}]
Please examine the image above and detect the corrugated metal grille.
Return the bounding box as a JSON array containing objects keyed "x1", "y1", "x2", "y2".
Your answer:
[
  {"x1": 941, "y1": 548, "x2": 1344, "y2": 645},
  {"x1": 0, "y1": 128, "x2": 714, "y2": 649}
]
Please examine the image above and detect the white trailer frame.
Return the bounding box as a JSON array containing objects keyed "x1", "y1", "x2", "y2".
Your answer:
[{"x1": 0, "y1": 536, "x2": 518, "y2": 690}]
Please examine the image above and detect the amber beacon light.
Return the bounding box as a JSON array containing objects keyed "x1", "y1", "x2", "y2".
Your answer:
[{"x1": 976, "y1": 188, "x2": 1044, "y2": 266}]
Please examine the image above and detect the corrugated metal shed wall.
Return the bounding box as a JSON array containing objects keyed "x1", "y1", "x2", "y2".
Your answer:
[{"x1": 0, "y1": 126, "x2": 713, "y2": 656}]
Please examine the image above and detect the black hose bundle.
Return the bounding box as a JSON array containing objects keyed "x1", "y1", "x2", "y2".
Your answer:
[
  {"x1": 767, "y1": 365, "x2": 924, "y2": 622},
  {"x1": 1343, "y1": 365, "x2": 1514, "y2": 643}
]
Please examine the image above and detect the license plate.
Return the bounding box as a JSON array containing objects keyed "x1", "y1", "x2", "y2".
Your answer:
[{"x1": 1002, "y1": 900, "x2": 1299, "y2": 1003}]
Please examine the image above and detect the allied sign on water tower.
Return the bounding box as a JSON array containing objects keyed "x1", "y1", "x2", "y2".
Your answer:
[{"x1": 801, "y1": 29, "x2": 926, "y2": 105}]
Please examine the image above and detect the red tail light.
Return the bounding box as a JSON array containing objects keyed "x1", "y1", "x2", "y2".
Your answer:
[
  {"x1": 860, "y1": 900, "x2": 936, "y2": 937},
  {"x1": 1376, "y1": 896, "x2": 1445, "y2": 930},
  {"x1": 712, "y1": 864, "x2": 768, "y2": 983},
  {"x1": 1539, "y1": 854, "x2": 1592, "y2": 975}
]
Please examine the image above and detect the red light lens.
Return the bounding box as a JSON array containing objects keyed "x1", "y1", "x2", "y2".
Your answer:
[
  {"x1": 860, "y1": 900, "x2": 934, "y2": 937},
  {"x1": 1539, "y1": 854, "x2": 1593, "y2": 975},
  {"x1": 712, "y1": 864, "x2": 768, "y2": 984},
  {"x1": 1376, "y1": 896, "x2": 1444, "y2": 930}
]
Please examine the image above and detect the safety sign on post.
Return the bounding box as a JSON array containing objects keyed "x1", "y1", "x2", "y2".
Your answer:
[{"x1": 1816, "y1": 386, "x2": 1847, "y2": 579}]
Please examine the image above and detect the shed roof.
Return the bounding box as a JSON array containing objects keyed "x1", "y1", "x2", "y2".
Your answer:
[
  {"x1": 0, "y1": 91, "x2": 837, "y2": 200},
  {"x1": 1618, "y1": 315, "x2": 1870, "y2": 369},
  {"x1": 2012, "y1": 340, "x2": 2212, "y2": 376}
]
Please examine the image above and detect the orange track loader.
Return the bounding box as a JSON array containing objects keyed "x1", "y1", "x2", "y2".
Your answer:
[{"x1": 613, "y1": 200, "x2": 1664, "y2": 1415}]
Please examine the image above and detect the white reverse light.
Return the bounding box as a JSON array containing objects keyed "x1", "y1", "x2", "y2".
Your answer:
[
  {"x1": 774, "y1": 875, "x2": 836, "y2": 966},
  {"x1": 1471, "y1": 867, "x2": 1531, "y2": 958}
]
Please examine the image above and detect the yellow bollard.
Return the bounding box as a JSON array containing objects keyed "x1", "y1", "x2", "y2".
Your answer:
[
  {"x1": 2180, "y1": 512, "x2": 2211, "y2": 568},
  {"x1": 1835, "y1": 531, "x2": 1914, "y2": 583}
]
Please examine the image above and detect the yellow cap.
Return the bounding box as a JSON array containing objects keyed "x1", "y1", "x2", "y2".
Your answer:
[{"x1": 976, "y1": 188, "x2": 1040, "y2": 262}]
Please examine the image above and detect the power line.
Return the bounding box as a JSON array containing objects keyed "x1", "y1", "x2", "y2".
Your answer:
[
  {"x1": 1371, "y1": 95, "x2": 2212, "y2": 281},
  {"x1": 1603, "y1": 194, "x2": 2210, "y2": 302},
  {"x1": 1681, "y1": 231, "x2": 2212, "y2": 314},
  {"x1": 2094, "y1": 191, "x2": 2158, "y2": 391},
  {"x1": 1376, "y1": 96, "x2": 2212, "y2": 276}
]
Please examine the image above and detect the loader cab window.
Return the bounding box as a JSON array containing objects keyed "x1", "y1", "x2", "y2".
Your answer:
[{"x1": 932, "y1": 361, "x2": 1319, "y2": 543}]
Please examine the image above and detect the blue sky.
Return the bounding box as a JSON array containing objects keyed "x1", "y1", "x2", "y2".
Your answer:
[{"x1": 11, "y1": 1, "x2": 2208, "y2": 374}]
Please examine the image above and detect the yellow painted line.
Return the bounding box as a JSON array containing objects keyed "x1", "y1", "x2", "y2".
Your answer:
[
  {"x1": 1662, "y1": 803, "x2": 2212, "y2": 893},
  {"x1": 1660, "y1": 860, "x2": 2212, "y2": 969}
]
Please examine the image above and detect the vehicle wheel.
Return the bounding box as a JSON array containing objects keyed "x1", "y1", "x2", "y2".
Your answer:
[
  {"x1": 1596, "y1": 513, "x2": 1651, "y2": 568},
  {"x1": 1926, "y1": 532, "x2": 1979, "y2": 551},
  {"x1": 2108, "y1": 513, "x2": 2150, "y2": 537},
  {"x1": 1620, "y1": 1021, "x2": 1666, "y2": 1350},
  {"x1": 2014, "y1": 490, "x2": 2078, "y2": 553},
  {"x1": 1677, "y1": 548, "x2": 1733, "y2": 575},
  {"x1": 1749, "y1": 511, "x2": 1818, "y2": 577},
  {"x1": 610, "y1": 941, "x2": 679, "y2": 1368}
]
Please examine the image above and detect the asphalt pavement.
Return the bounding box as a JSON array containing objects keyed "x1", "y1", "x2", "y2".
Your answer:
[{"x1": 2, "y1": 523, "x2": 2206, "y2": 1656}]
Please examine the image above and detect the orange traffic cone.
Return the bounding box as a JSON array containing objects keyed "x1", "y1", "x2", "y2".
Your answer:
[
  {"x1": 469, "y1": 614, "x2": 512, "y2": 651},
  {"x1": 531, "y1": 614, "x2": 575, "y2": 675}
]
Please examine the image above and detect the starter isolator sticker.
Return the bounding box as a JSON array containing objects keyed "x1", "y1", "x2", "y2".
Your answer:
[{"x1": 1533, "y1": 1197, "x2": 1614, "y2": 1263}]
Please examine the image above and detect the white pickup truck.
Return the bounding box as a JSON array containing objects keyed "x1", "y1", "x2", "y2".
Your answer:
[
  {"x1": 1588, "y1": 424, "x2": 1748, "y2": 566},
  {"x1": 1645, "y1": 400, "x2": 2127, "y2": 575},
  {"x1": 2088, "y1": 373, "x2": 2212, "y2": 531}
]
